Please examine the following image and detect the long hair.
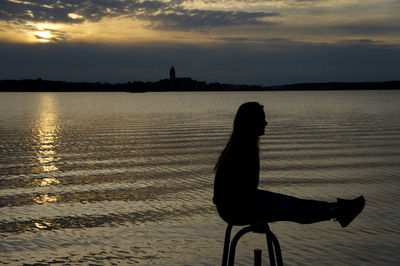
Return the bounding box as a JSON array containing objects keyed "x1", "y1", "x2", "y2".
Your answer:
[{"x1": 215, "y1": 102, "x2": 264, "y2": 172}]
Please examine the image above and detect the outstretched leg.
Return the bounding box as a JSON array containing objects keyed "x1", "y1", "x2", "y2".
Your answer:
[
  {"x1": 255, "y1": 189, "x2": 337, "y2": 224},
  {"x1": 255, "y1": 190, "x2": 365, "y2": 227}
]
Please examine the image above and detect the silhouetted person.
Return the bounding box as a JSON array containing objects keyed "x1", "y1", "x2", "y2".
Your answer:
[{"x1": 213, "y1": 102, "x2": 365, "y2": 227}]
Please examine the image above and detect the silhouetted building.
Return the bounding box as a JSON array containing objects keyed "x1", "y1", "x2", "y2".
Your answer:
[
  {"x1": 170, "y1": 65, "x2": 176, "y2": 80},
  {"x1": 167, "y1": 66, "x2": 198, "y2": 90},
  {"x1": 141, "y1": 65, "x2": 204, "y2": 91}
]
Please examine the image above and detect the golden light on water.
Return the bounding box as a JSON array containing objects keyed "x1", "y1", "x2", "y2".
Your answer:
[
  {"x1": 38, "y1": 177, "x2": 60, "y2": 186},
  {"x1": 36, "y1": 114, "x2": 59, "y2": 173},
  {"x1": 34, "y1": 221, "x2": 53, "y2": 229},
  {"x1": 33, "y1": 94, "x2": 61, "y2": 187},
  {"x1": 33, "y1": 194, "x2": 59, "y2": 204}
]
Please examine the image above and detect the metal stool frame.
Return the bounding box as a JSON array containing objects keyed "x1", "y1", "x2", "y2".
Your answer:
[{"x1": 221, "y1": 223, "x2": 283, "y2": 266}]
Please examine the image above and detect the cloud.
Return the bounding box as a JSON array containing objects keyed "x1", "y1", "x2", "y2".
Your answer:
[
  {"x1": 0, "y1": 0, "x2": 79, "y2": 23},
  {"x1": 182, "y1": 0, "x2": 326, "y2": 3},
  {"x1": 178, "y1": 0, "x2": 329, "y2": 7},
  {"x1": 0, "y1": 0, "x2": 279, "y2": 31},
  {"x1": 3, "y1": 0, "x2": 398, "y2": 44},
  {"x1": 142, "y1": 9, "x2": 278, "y2": 30},
  {"x1": 328, "y1": 22, "x2": 400, "y2": 36}
]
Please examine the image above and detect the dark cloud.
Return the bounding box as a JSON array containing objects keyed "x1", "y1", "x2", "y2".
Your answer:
[
  {"x1": 186, "y1": 0, "x2": 326, "y2": 4},
  {"x1": 291, "y1": 0, "x2": 325, "y2": 3},
  {"x1": 143, "y1": 9, "x2": 278, "y2": 30},
  {"x1": 0, "y1": 0, "x2": 80, "y2": 23},
  {"x1": 328, "y1": 22, "x2": 400, "y2": 36},
  {"x1": 0, "y1": 0, "x2": 278, "y2": 31},
  {"x1": 213, "y1": 37, "x2": 297, "y2": 43},
  {"x1": 0, "y1": 40, "x2": 398, "y2": 85}
]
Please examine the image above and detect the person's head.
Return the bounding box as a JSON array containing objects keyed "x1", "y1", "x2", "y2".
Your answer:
[
  {"x1": 214, "y1": 102, "x2": 267, "y2": 172},
  {"x1": 232, "y1": 102, "x2": 267, "y2": 139}
]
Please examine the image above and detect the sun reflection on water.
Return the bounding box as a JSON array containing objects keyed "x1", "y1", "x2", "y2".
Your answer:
[
  {"x1": 33, "y1": 194, "x2": 59, "y2": 204},
  {"x1": 37, "y1": 177, "x2": 60, "y2": 187},
  {"x1": 34, "y1": 221, "x2": 53, "y2": 229},
  {"x1": 33, "y1": 94, "x2": 61, "y2": 187}
]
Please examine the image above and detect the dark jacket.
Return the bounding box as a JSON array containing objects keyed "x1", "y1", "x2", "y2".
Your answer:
[{"x1": 213, "y1": 139, "x2": 259, "y2": 224}]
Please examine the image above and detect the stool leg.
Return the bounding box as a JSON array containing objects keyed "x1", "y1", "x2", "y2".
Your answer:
[
  {"x1": 228, "y1": 226, "x2": 253, "y2": 266},
  {"x1": 222, "y1": 224, "x2": 233, "y2": 266},
  {"x1": 269, "y1": 232, "x2": 283, "y2": 266},
  {"x1": 266, "y1": 232, "x2": 276, "y2": 266}
]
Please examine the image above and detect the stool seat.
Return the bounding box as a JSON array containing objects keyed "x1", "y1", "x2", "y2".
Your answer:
[{"x1": 221, "y1": 223, "x2": 283, "y2": 266}]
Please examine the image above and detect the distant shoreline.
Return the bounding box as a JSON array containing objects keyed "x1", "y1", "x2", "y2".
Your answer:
[{"x1": 0, "y1": 79, "x2": 399, "y2": 92}]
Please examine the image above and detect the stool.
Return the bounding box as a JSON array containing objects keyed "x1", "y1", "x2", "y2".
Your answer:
[{"x1": 221, "y1": 223, "x2": 283, "y2": 266}]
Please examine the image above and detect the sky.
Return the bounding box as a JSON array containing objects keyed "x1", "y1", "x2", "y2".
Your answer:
[{"x1": 0, "y1": 0, "x2": 399, "y2": 86}]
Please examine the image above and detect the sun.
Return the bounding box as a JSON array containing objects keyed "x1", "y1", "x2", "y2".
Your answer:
[{"x1": 34, "y1": 31, "x2": 52, "y2": 42}]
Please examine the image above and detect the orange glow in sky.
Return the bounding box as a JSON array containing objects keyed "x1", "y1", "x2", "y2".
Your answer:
[
  {"x1": 0, "y1": 0, "x2": 399, "y2": 85},
  {"x1": 0, "y1": 0, "x2": 398, "y2": 45}
]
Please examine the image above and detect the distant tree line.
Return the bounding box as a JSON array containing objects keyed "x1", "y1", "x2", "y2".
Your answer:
[
  {"x1": 0, "y1": 78, "x2": 399, "y2": 92},
  {"x1": 267, "y1": 81, "x2": 400, "y2": 91}
]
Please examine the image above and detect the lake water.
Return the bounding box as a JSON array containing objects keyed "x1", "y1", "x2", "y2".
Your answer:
[{"x1": 1, "y1": 91, "x2": 400, "y2": 265}]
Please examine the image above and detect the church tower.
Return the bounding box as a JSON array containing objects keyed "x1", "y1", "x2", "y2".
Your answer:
[{"x1": 170, "y1": 65, "x2": 176, "y2": 80}]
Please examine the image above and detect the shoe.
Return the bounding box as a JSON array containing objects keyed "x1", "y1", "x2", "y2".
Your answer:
[{"x1": 336, "y1": 196, "x2": 365, "y2": 228}]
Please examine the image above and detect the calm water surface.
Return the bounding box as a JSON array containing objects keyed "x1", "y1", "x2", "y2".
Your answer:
[{"x1": 1, "y1": 91, "x2": 400, "y2": 265}]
